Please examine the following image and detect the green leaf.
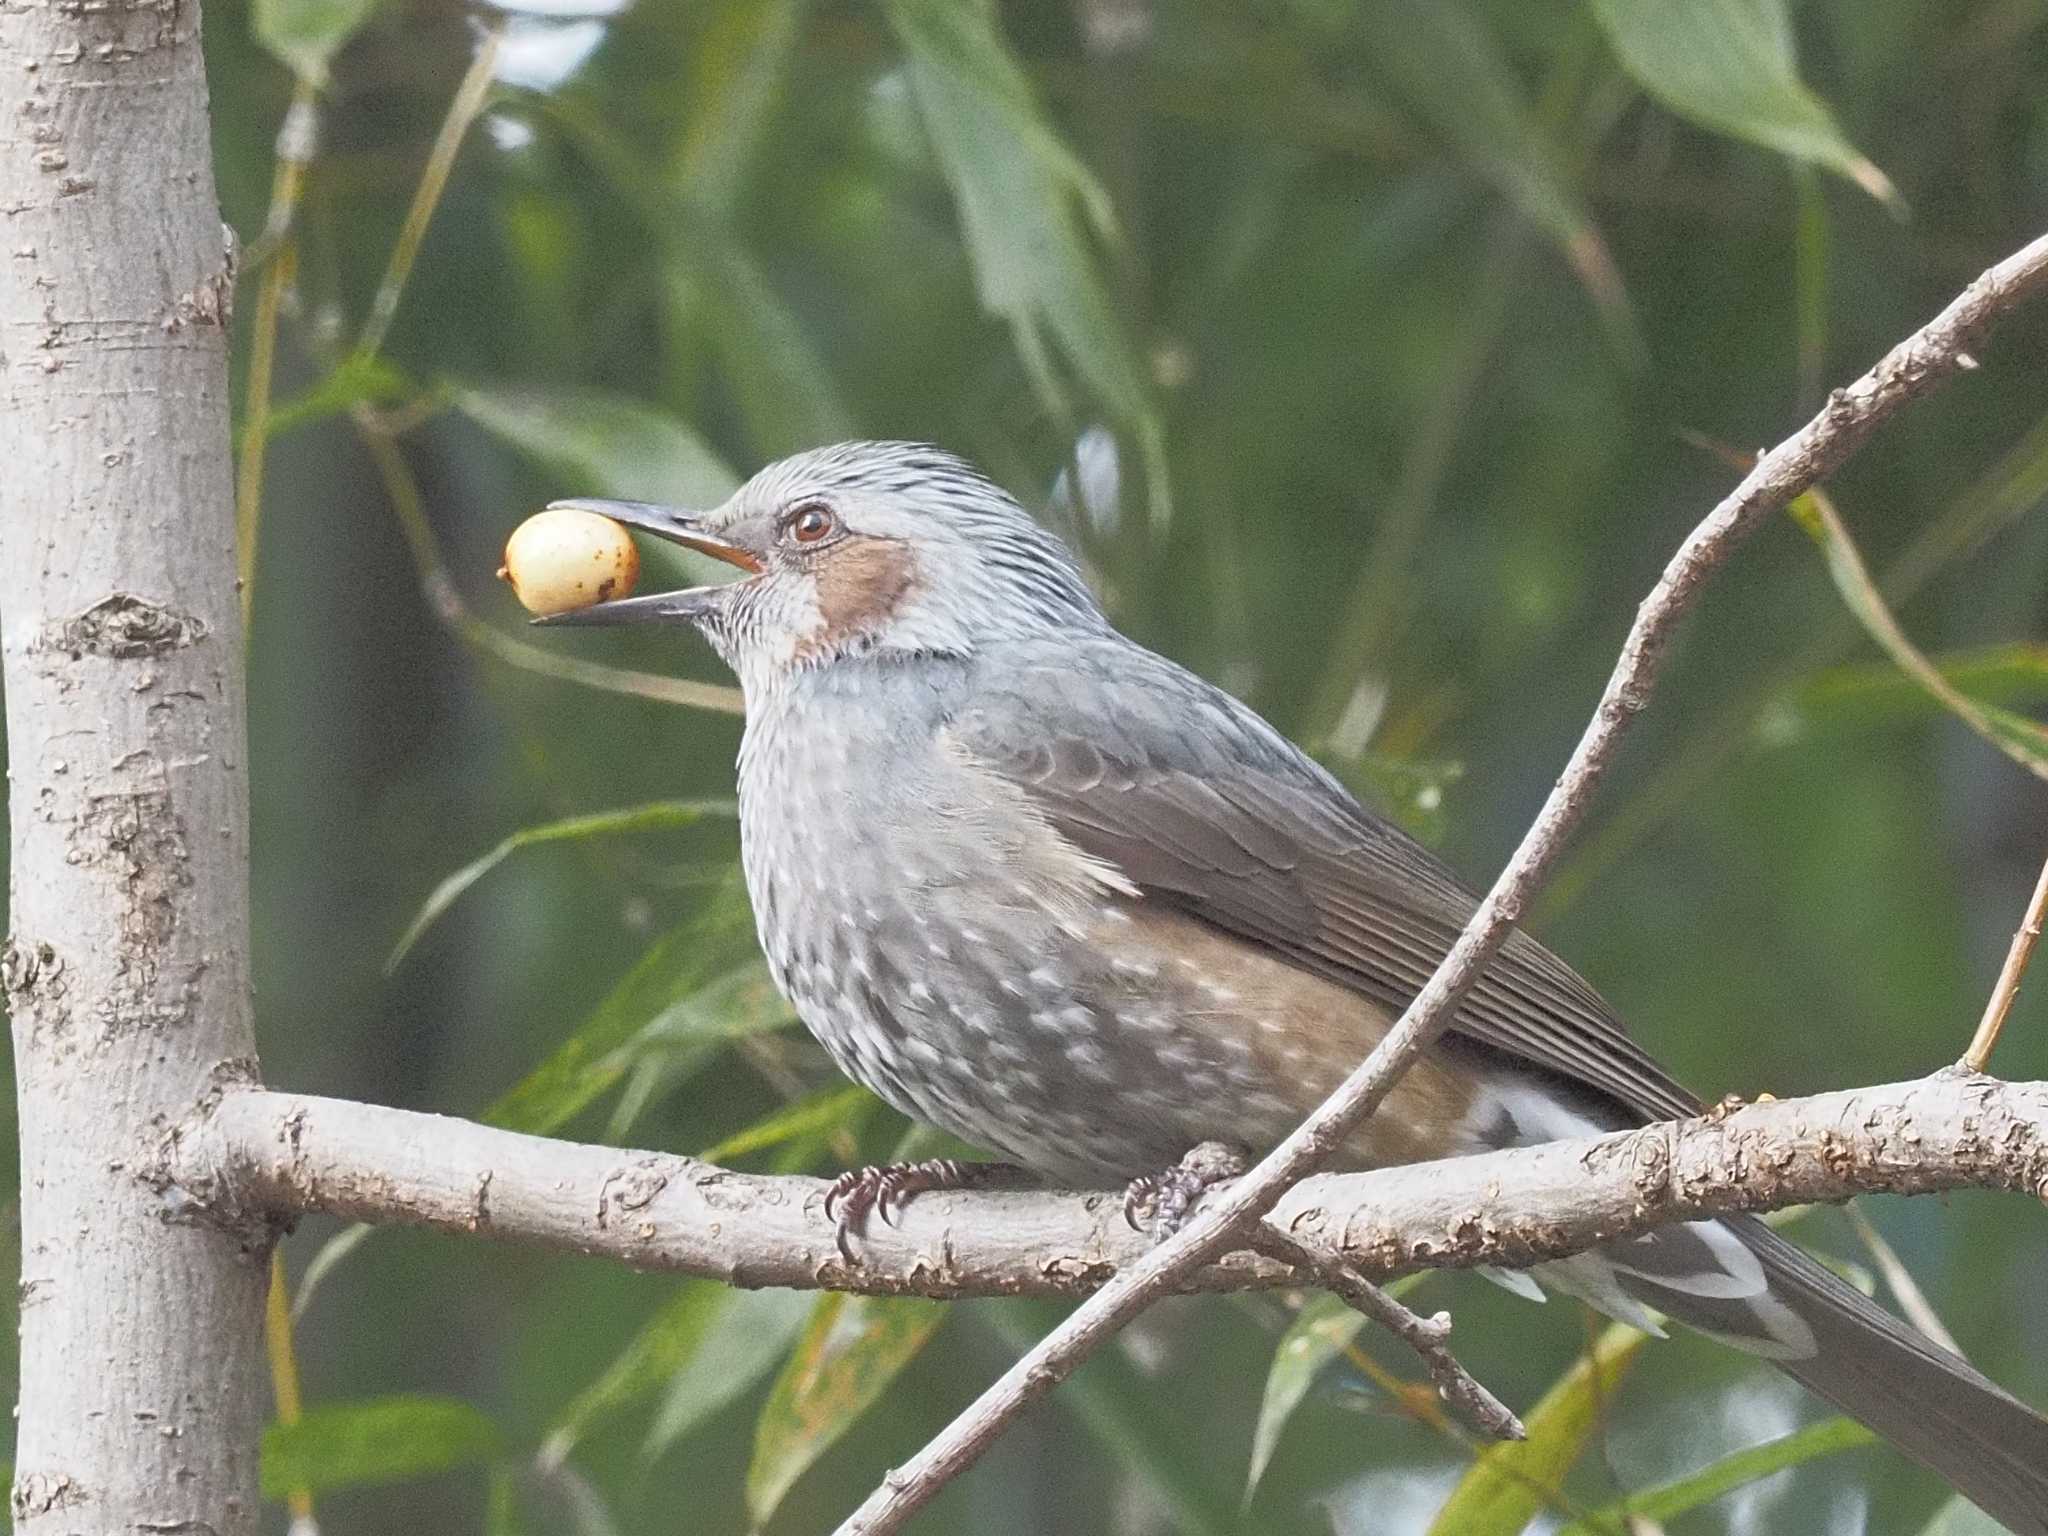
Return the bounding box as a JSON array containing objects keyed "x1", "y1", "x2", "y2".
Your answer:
[
  {"x1": 602, "y1": 959, "x2": 799, "y2": 1141},
  {"x1": 671, "y1": 0, "x2": 809, "y2": 215},
  {"x1": 1790, "y1": 489, "x2": 2048, "y2": 781},
  {"x1": 1246, "y1": 1293, "x2": 1368, "y2": 1503},
  {"x1": 884, "y1": 0, "x2": 1167, "y2": 522},
  {"x1": 455, "y1": 383, "x2": 740, "y2": 509},
  {"x1": 698, "y1": 1082, "x2": 881, "y2": 1164},
  {"x1": 387, "y1": 799, "x2": 733, "y2": 971},
  {"x1": 1556, "y1": 1415, "x2": 1875, "y2": 1535},
  {"x1": 645, "y1": 1287, "x2": 814, "y2": 1460},
  {"x1": 667, "y1": 227, "x2": 859, "y2": 460},
  {"x1": 1427, "y1": 1322, "x2": 1645, "y2": 1536},
  {"x1": 252, "y1": 0, "x2": 380, "y2": 84},
  {"x1": 482, "y1": 874, "x2": 761, "y2": 1136},
  {"x1": 1588, "y1": 0, "x2": 1900, "y2": 210},
  {"x1": 1356, "y1": 0, "x2": 1594, "y2": 254},
  {"x1": 261, "y1": 1395, "x2": 500, "y2": 1497},
  {"x1": 745, "y1": 1293, "x2": 947, "y2": 1524},
  {"x1": 544, "y1": 1280, "x2": 809, "y2": 1461},
  {"x1": 262, "y1": 352, "x2": 414, "y2": 441},
  {"x1": 1778, "y1": 643, "x2": 2048, "y2": 733}
]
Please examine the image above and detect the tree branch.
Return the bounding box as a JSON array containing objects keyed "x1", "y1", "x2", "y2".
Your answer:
[
  {"x1": 164, "y1": 1073, "x2": 2048, "y2": 1299},
  {"x1": 837, "y1": 229, "x2": 2048, "y2": 1536}
]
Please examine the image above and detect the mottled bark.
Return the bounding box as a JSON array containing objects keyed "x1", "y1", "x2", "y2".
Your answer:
[{"x1": 0, "y1": 0, "x2": 268, "y2": 1529}]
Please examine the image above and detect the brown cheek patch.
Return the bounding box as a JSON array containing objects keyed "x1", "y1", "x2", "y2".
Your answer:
[{"x1": 806, "y1": 536, "x2": 918, "y2": 654}]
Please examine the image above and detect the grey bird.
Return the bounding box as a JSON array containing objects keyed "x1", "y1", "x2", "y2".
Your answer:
[{"x1": 541, "y1": 440, "x2": 2048, "y2": 1531}]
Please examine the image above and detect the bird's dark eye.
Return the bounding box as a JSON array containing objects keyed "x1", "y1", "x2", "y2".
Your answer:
[{"x1": 784, "y1": 503, "x2": 837, "y2": 547}]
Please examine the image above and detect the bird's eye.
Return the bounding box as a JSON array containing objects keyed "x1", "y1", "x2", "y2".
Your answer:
[{"x1": 784, "y1": 503, "x2": 837, "y2": 547}]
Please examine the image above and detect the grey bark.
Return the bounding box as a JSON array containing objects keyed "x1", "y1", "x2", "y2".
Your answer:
[
  {"x1": 165, "y1": 1073, "x2": 2048, "y2": 1299},
  {"x1": 0, "y1": 0, "x2": 268, "y2": 1530}
]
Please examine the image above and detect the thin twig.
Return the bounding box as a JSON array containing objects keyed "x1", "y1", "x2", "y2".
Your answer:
[
  {"x1": 235, "y1": 82, "x2": 318, "y2": 628},
  {"x1": 356, "y1": 25, "x2": 504, "y2": 360},
  {"x1": 832, "y1": 230, "x2": 2048, "y2": 1536},
  {"x1": 1842, "y1": 1204, "x2": 1960, "y2": 1354},
  {"x1": 264, "y1": 1249, "x2": 318, "y2": 1534},
  {"x1": 1964, "y1": 846, "x2": 2048, "y2": 1072},
  {"x1": 1253, "y1": 1227, "x2": 1525, "y2": 1442}
]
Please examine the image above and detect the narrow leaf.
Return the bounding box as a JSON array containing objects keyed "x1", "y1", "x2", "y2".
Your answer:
[
  {"x1": 455, "y1": 383, "x2": 740, "y2": 509},
  {"x1": 545, "y1": 1281, "x2": 807, "y2": 1461},
  {"x1": 1589, "y1": 0, "x2": 1900, "y2": 210},
  {"x1": 671, "y1": 0, "x2": 809, "y2": 214},
  {"x1": 1790, "y1": 489, "x2": 2048, "y2": 781},
  {"x1": 645, "y1": 1287, "x2": 814, "y2": 1460},
  {"x1": 1779, "y1": 643, "x2": 2048, "y2": 733},
  {"x1": 252, "y1": 0, "x2": 380, "y2": 84},
  {"x1": 388, "y1": 800, "x2": 732, "y2": 971},
  {"x1": 1556, "y1": 1416, "x2": 1875, "y2": 1535},
  {"x1": 699, "y1": 1083, "x2": 881, "y2": 1164},
  {"x1": 261, "y1": 1394, "x2": 500, "y2": 1497},
  {"x1": 745, "y1": 1293, "x2": 947, "y2": 1524},
  {"x1": 263, "y1": 352, "x2": 414, "y2": 441},
  {"x1": 1247, "y1": 1294, "x2": 1369, "y2": 1502},
  {"x1": 668, "y1": 228, "x2": 858, "y2": 458},
  {"x1": 885, "y1": 0, "x2": 1167, "y2": 523},
  {"x1": 1427, "y1": 1323, "x2": 1646, "y2": 1536},
  {"x1": 602, "y1": 960, "x2": 798, "y2": 1141},
  {"x1": 483, "y1": 874, "x2": 760, "y2": 1136},
  {"x1": 1356, "y1": 0, "x2": 1593, "y2": 252}
]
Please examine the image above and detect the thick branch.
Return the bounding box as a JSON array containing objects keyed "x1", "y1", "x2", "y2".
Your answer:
[
  {"x1": 166, "y1": 1073, "x2": 2048, "y2": 1297},
  {"x1": 841, "y1": 230, "x2": 2048, "y2": 1535}
]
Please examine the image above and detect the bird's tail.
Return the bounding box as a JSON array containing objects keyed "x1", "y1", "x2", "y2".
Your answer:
[{"x1": 1533, "y1": 1214, "x2": 2048, "y2": 1534}]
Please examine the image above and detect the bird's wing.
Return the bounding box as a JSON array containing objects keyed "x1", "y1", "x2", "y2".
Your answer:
[{"x1": 950, "y1": 644, "x2": 1700, "y2": 1125}]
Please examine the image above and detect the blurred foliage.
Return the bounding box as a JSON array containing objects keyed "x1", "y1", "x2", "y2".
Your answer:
[{"x1": 7, "y1": 0, "x2": 2048, "y2": 1531}]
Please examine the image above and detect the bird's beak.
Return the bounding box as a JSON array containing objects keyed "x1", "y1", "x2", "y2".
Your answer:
[{"x1": 530, "y1": 498, "x2": 763, "y2": 627}]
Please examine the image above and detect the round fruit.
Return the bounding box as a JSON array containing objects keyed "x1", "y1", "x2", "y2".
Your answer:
[{"x1": 498, "y1": 508, "x2": 640, "y2": 616}]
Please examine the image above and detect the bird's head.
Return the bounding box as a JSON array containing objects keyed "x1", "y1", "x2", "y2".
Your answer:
[{"x1": 535, "y1": 441, "x2": 1107, "y2": 693}]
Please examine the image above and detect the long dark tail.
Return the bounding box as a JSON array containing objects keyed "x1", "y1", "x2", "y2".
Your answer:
[{"x1": 1537, "y1": 1215, "x2": 2048, "y2": 1533}]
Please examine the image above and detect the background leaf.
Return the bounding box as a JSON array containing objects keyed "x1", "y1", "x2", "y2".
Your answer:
[
  {"x1": 1556, "y1": 1415, "x2": 1875, "y2": 1535},
  {"x1": 482, "y1": 876, "x2": 764, "y2": 1135},
  {"x1": 388, "y1": 799, "x2": 732, "y2": 970},
  {"x1": 745, "y1": 1294, "x2": 947, "y2": 1525},
  {"x1": 261, "y1": 1394, "x2": 500, "y2": 1497},
  {"x1": 1790, "y1": 488, "x2": 2048, "y2": 779},
  {"x1": 1245, "y1": 1293, "x2": 1369, "y2": 1502},
  {"x1": 456, "y1": 385, "x2": 740, "y2": 509},
  {"x1": 252, "y1": 0, "x2": 379, "y2": 84},
  {"x1": 1427, "y1": 1323, "x2": 1646, "y2": 1536},
  {"x1": 1588, "y1": 0, "x2": 1900, "y2": 208},
  {"x1": 884, "y1": 0, "x2": 1166, "y2": 520}
]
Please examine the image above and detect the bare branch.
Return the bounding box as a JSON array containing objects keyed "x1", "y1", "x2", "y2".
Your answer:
[
  {"x1": 1250, "y1": 1227, "x2": 1526, "y2": 1443},
  {"x1": 165, "y1": 1074, "x2": 2048, "y2": 1299},
  {"x1": 1964, "y1": 845, "x2": 2048, "y2": 1072},
  {"x1": 834, "y1": 228, "x2": 2048, "y2": 1535}
]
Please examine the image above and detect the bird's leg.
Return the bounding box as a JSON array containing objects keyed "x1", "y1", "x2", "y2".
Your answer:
[
  {"x1": 1123, "y1": 1140, "x2": 1252, "y2": 1236},
  {"x1": 823, "y1": 1158, "x2": 1029, "y2": 1261}
]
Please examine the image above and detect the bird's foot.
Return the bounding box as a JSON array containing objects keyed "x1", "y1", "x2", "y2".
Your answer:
[
  {"x1": 823, "y1": 1158, "x2": 1027, "y2": 1262},
  {"x1": 1123, "y1": 1141, "x2": 1252, "y2": 1236}
]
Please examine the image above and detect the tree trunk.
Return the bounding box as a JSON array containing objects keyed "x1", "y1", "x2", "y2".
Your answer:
[{"x1": 0, "y1": 0, "x2": 268, "y2": 1530}]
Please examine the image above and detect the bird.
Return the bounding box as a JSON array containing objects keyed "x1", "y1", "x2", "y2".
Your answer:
[{"x1": 539, "y1": 440, "x2": 2048, "y2": 1531}]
